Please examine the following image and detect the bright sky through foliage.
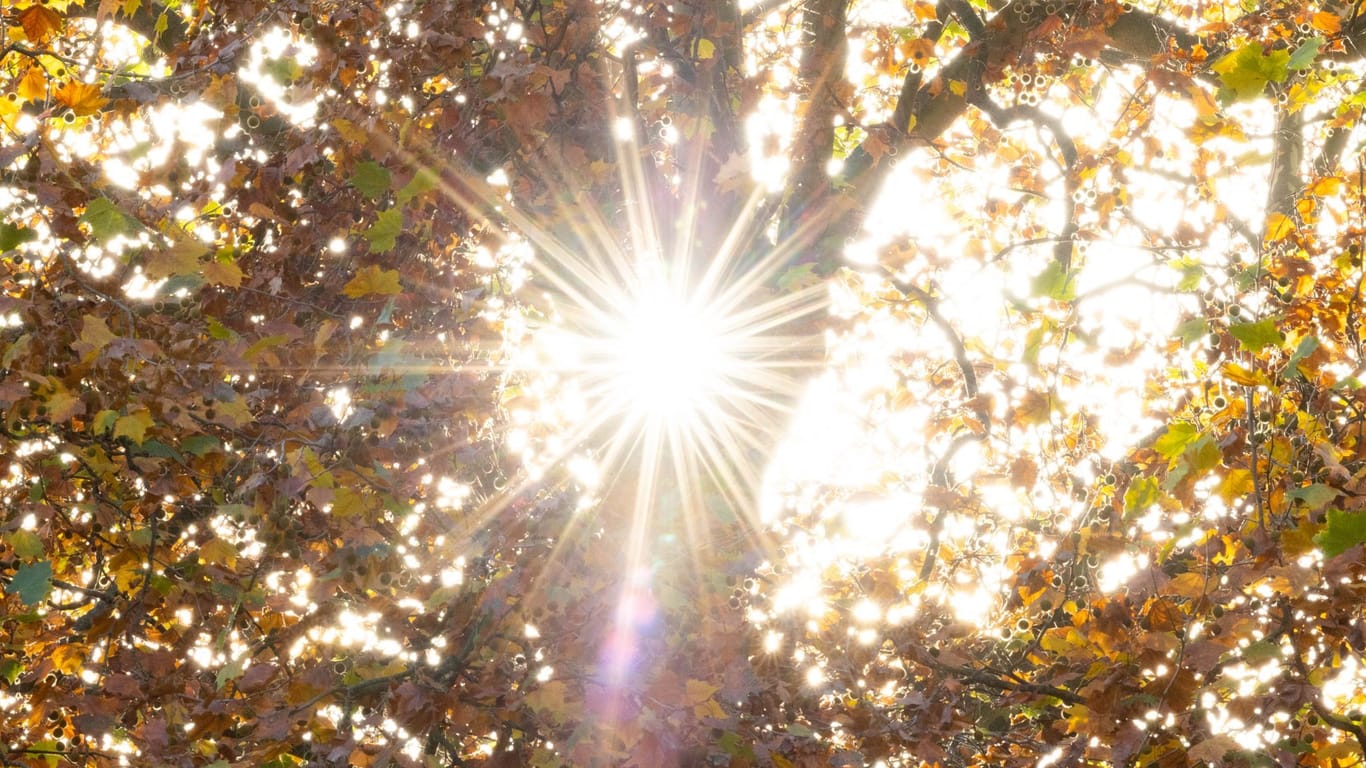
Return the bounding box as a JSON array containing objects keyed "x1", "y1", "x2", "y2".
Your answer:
[{"x1": 11, "y1": 0, "x2": 1366, "y2": 766}]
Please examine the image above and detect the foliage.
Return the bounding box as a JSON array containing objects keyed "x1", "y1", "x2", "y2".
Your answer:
[{"x1": 3, "y1": 0, "x2": 1366, "y2": 767}]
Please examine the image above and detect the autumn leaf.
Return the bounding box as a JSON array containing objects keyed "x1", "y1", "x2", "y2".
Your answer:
[
  {"x1": 5, "y1": 530, "x2": 43, "y2": 560},
  {"x1": 1227, "y1": 319, "x2": 1284, "y2": 353},
  {"x1": 204, "y1": 256, "x2": 245, "y2": 287},
  {"x1": 343, "y1": 264, "x2": 403, "y2": 298},
  {"x1": 72, "y1": 314, "x2": 117, "y2": 362},
  {"x1": 19, "y1": 5, "x2": 63, "y2": 44},
  {"x1": 51, "y1": 643, "x2": 86, "y2": 675},
  {"x1": 1264, "y1": 212, "x2": 1295, "y2": 241},
  {"x1": 17, "y1": 67, "x2": 47, "y2": 102},
  {"x1": 54, "y1": 80, "x2": 110, "y2": 116},
  {"x1": 1153, "y1": 422, "x2": 1199, "y2": 462},
  {"x1": 114, "y1": 410, "x2": 155, "y2": 445},
  {"x1": 1213, "y1": 42, "x2": 1289, "y2": 103}
]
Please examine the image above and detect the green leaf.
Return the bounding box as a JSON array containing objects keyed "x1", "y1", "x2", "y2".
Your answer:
[
  {"x1": 181, "y1": 434, "x2": 221, "y2": 456},
  {"x1": 1172, "y1": 257, "x2": 1204, "y2": 291},
  {"x1": 0, "y1": 658, "x2": 21, "y2": 684},
  {"x1": 80, "y1": 197, "x2": 141, "y2": 241},
  {"x1": 1316, "y1": 508, "x2": 1366, "y2": 558},
  {"x1": 1031, "y1": 261, "x2": 1074, "y2": 301},
  {"x1": 1213, "y1": 42, "x2": 1290, "y2": 103},
  {"x1": 1153, "y1": 422, "x2": 1199, "y2": 460},
  {"x1": 1125, "y1": 475, "x2": 1160, "y2": 516},
  {"x1": 1228, "y1": 319, "x2": 1284, "y2": 353},
  {"x1": 351, "y1": 161, "x2": 392, "y2": 200},
  {"x1": 1175, "y1": 317, "x2": 1209, "y2": 345},
  {"x1": 7, "y1": 561, "x2": 52, "y2": 605},
  {"x1": 361, "y1": 208, "x2": 402, "y2": 252},
  {"x1": 0, "y1": 223, "x2": 38, "y2": 252},
  {"x1": 1287, "y1": 36, "x2": 1324, "y2": 70},
  {"x1": 6, "y1": 530, "x2": 44, "y2": 559},
  {"x1": 1186, "y1": 434, "x2": 1222, "y2": 474},
  {"x1": 1284, "y1": 335, "x2": 1320, "y2": 379},
  {"x1": 397, "y1": 167, "x2": 438, "y2": 204},
  {"x1": 1288, "y1": 483, "x2": 1337, "y2": 511}
]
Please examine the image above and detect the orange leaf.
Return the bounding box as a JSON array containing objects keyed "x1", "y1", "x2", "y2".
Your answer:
[
  {"x1": 1311, "y1": 11, "x2": 1341, "y2": 34},
  {"x1": 51, "y1": 643, "x2": 87, "y2": 675},
  {"x1": 54, "y1": 80, "x2": 109, "y2": 117},
  {"x1": 1263, "y1": 212, "x2": 1294, "y2": 242},
  {"x1": 17, "y1": 67, "x2": 47, "y2": 102},
  {"x1": 19, "y1": 5, "x2": 63, "y2": 44}
]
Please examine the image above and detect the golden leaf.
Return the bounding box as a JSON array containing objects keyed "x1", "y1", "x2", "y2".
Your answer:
[
  {"x1": 113, "y1": 410, "x2": 154, "y2": 445},
  {"x1": 54, "y1": 80, "x2": 109, "y2": 117},
  {"x1": 17, "y1": 67, "x2": 47, "y2": 102},
  {"x1": 203, "y1": 258, "x2": 244, "y2": 287},
  {"x1": 72, "y1": 314, "x2": 117, "y2": 362},
  {"x1": 342, "y1": 265, "x2": 403, "y2": 298},
  {"x1": 51, "y1": 643, "x2": 87, "y2": 675},
  {"x1": 1263, "y1": 212, "x2": 1295, "y2": 242},
  {"x1": 1311, "y1": 176, "x2": 1343, "y2": 197}
]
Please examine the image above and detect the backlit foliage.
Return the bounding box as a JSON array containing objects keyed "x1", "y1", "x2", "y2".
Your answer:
[{"x1": 4, "y1": 0, "x2": 1366, "y2": 766}]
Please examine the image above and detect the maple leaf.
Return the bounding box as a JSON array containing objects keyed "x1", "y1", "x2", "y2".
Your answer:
[
  {"x1": 54, "y1": 80, "x2": 110, "y2": 116},
  {"x1": 114, "y1": 410, "x2": 154, "y2": 445},
  {"x1": 72, "y1": 314, "x2": 117, "y2": 362},
  {"x1": 17, "y1": 68, "x2": 47, "y2": 102},
  {"x1": 19, "y1": 5, "x2": 63, "y2": 44},
  {"x1": 343, "y1": 264, "x2": 403, "y2": 298},
  {"x1": 7, "y1": 561, "x2": 52, "y2": 605}
]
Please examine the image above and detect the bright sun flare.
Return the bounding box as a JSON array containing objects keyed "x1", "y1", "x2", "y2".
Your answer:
[{"x1": 605, "y1": 273, "x2": 730, "y2": 429}]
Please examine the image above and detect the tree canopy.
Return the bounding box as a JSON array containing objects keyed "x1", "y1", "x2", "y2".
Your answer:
[{"x1": 5, "y1": 0, "x2": 1366, "y2": 766}]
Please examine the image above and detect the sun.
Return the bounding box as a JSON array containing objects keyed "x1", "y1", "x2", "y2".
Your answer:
[{"x1": 602, "y1": 265, "x2": 732, "y2": 431}]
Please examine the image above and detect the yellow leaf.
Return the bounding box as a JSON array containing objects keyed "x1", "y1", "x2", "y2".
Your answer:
[
  {"x1": 19, "y1": 5, "x2": 64, "y2": 44},
  {"x1": 72, "y1": 314, "x2": 117, "y2": 362},
  {"x1": 1186, "y1": 83, "x2": 1218, "y2": 121},
  {"x1": 1311, "y1": 176, "x2": 1343, "y2": 197},
  {"x1": 949, "y1": 79, "x2": 967, "y2": 96},
  {"x1": 1264, "y1": 212, "x2": 1295, "y2": 241},
  {"x1": 203, "y1": 258, "x2": 244, "y2": 287},
  {"x1": 331, "y1": 487, "x2": 371, "y2": 518},
  {"x1": 1215, "y1": 468, "x2": 1254, "y2": 504},
  {"x1": 696, "y1": 38, "x2": 715, "y2": 60},
  {"x1": 1222, "y1": 362, "x2": 1267, "y2": 387},
  {"x1": 54, "y1": 80, "x2": 109, "y2": 117},
  {"x1": 17, "y1": 68, "x2": 47, "y2": 102},
  {"x1": 1311, "y1": 11, "x2": 1341, "y2": 34},
  {"x1": 51, "y1": 643, "x2": 86, "y2": 675},
  {"x1": 113, "y1": 410, "x2": 154, "y2": 445},
  {"x1": 121, "y1": 0, "x2": 143, "y2": 17},
  {"x1": 144, "y1": 236, "x2": 205, "y2": 279},
  {"x1": 684, "y1": 678, "x2": 718, "y2": 705},
  {"x1": 198, "y1": 537, "x2": 238, "y2": 568},
  {"x1": 342, "y1": 265, "x2": 403, "y2": 298},
  {"x1": 525, "y1": 680, "x2": 568, "y2": 720},
  {"x1": 45, "y1": 388, "x2": 81, "y2": 423},
  {"x1": 1167, "y1": 572, "x2": 1208, "y2": 599}
]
